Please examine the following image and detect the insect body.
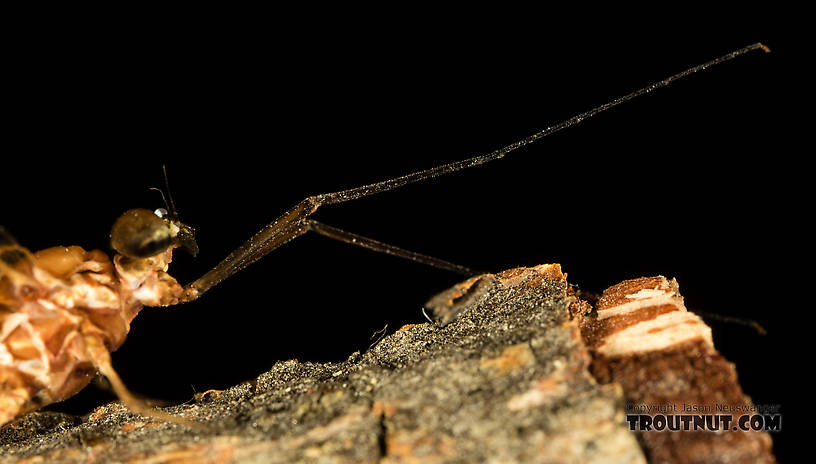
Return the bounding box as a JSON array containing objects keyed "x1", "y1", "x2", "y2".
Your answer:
[
  {"x1": 0, "y1": 210, "x2": 195, "y2": 426},
  {"x1": 0, "y1": 43, "x2": 769, "y2": 428}
]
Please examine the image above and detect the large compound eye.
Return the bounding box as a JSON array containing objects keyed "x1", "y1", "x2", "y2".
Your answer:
[{"x1": 110, "y1": 209, "x2": 174, "y2": 258}]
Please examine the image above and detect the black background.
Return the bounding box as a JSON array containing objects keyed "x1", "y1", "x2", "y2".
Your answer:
[{"x1": 2, "y1": 17, "x2": 796, "y2": 459}]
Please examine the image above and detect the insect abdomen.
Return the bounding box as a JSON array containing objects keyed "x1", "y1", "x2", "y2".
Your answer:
[{"x1": 1, "y1": 243, "x2": 124, "y2": 425}]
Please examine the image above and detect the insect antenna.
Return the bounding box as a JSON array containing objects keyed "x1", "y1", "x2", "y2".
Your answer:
[
  {"x1": 147, "y1": 166, "x2": 181, "y2": 220},
  {"x1": 147, "y1": 187, "x2": 172, "y2": 216},
  {"x1": 161, "y1": 164, "x2": 180, "y2": 221},
  {"x1": 149, "y1": 165, "x2": 200, "y2": 256}
]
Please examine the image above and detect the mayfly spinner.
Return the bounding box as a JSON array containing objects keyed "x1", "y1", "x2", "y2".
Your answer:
[{"x1": 0, "y1": 43, "x2": 769, "y2": 428}]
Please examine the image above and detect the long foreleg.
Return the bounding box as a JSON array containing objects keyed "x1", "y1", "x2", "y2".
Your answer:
[
  {"x1": 304, "y1": 220, "x2": 480, "y2": 276},
  {"x1": 182, "y1": 43, "x2": 769, "y2": 301}
]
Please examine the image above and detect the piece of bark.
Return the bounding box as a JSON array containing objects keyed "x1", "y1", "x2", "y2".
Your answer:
[
  {"x1": 0, "y1": 264, "x2": 645, "y2": 464},
  {"x1": 0, "y1": 267, "x2": 775, "y2": 463},
  {"x1": 577, "y1": 276, "x2": 776, "y2": 464}
]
